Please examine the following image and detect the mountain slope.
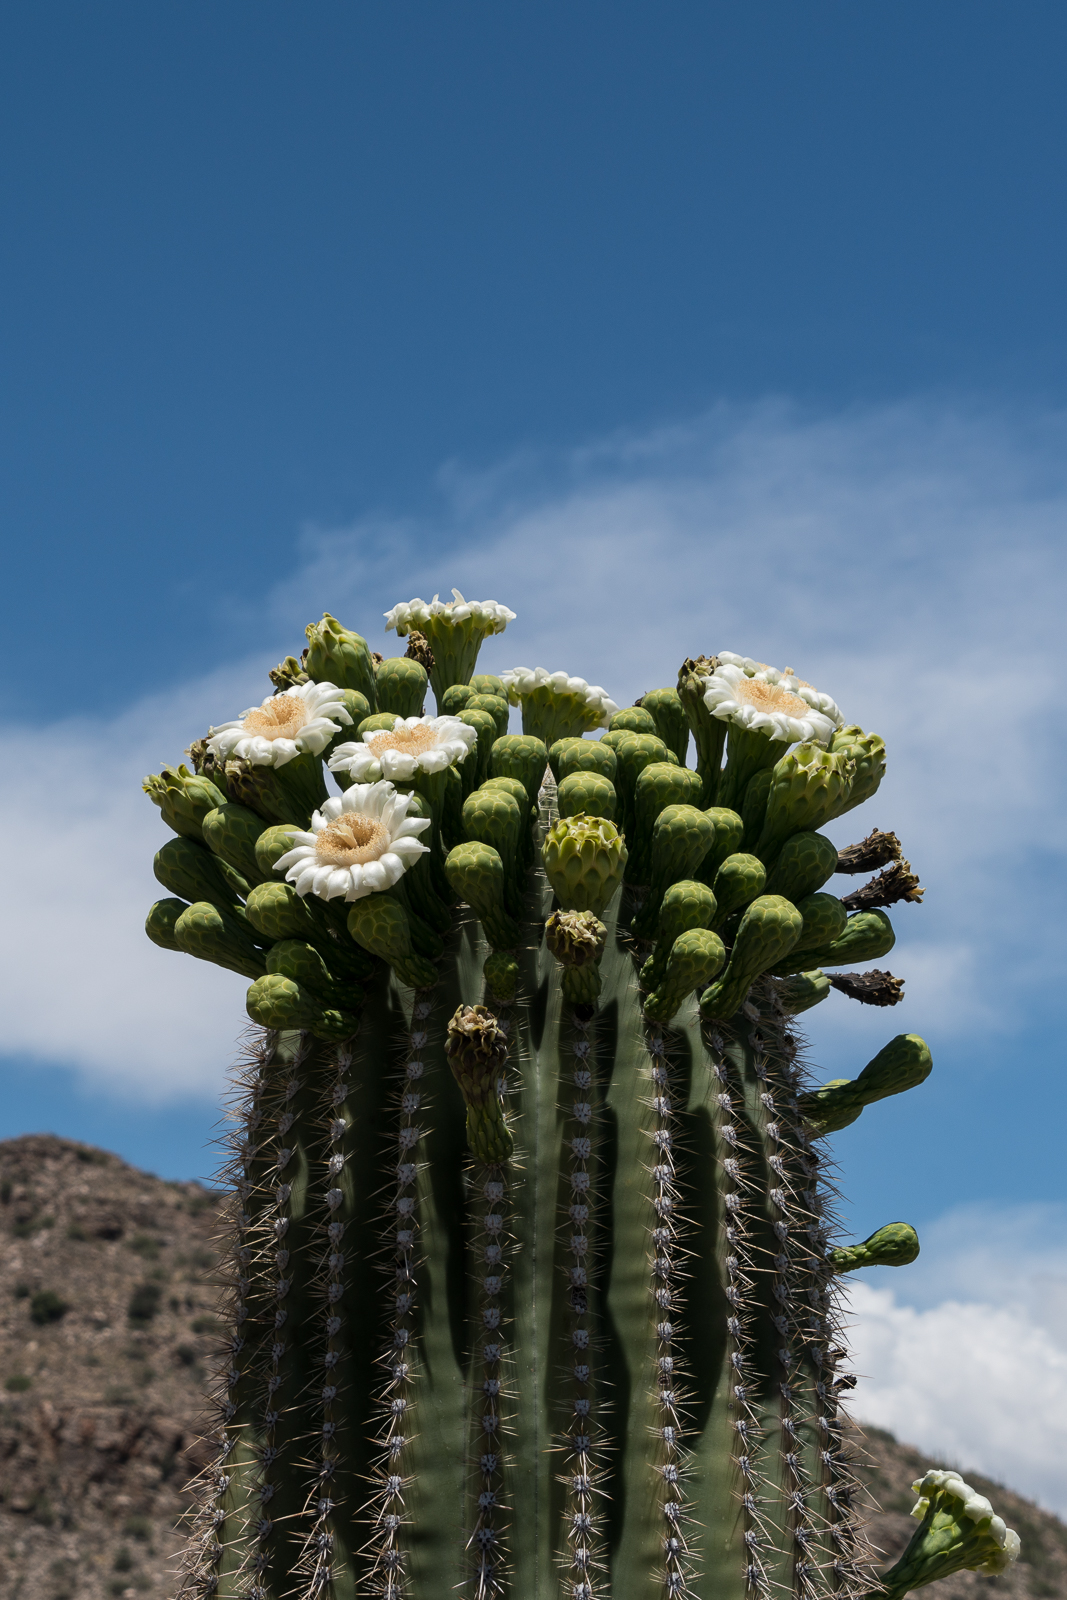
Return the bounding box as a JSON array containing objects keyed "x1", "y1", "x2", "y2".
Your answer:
[{"x1": 0, "y1": 1135, "x2": 1063, "y2": 1600}]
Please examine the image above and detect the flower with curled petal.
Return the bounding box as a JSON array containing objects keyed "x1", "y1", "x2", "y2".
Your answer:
[
  {"x1": 384, "y1": 589, "x2": 515, "y2": 705},
  {"x1": 329, "y1": 715, "x2": 476, "y2": 783},
  {"x1": 880, "y1": 1467, "x2": 1020, "y2": 1598},
  {"x1": 206, "y1": 681, "x2": 352, "y2": 769},
  {"x1": 499, "y1": 667, "x2": 618, "y2": 748},
  {"x1": 702, "y1": 657, "x2": 842, "y2": 746},
  {"x1": 273, "y1": 780, "x2": 431, "y2": 902}
]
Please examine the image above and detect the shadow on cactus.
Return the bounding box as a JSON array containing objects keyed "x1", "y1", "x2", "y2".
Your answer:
[{"x1": 142, "y1": 609, "x2": 1018, "y2": 1600}]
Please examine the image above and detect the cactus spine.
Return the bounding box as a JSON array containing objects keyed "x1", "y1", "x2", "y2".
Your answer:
[{"x1": 143, "y1": 613, "x2": 1018, "y2": 1599}]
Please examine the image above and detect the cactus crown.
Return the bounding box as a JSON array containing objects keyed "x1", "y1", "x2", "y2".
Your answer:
[{"x1": 140, "y1": 598, "x2": 1017, "y2": 1600}]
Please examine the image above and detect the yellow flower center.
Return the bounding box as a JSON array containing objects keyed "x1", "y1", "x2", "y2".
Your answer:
[
  {"x1": 315, "y1": 813, "x2": 392, "y2": 867},
  {"x1": 734, "y1": 678, "x2": 811, "y2": 719},
  {"x1": 366, "y1": 724, "x2": 440, "y2": 759},
  {"x1": 242, "y1": 694, "x2": 311, "y2": 741}
]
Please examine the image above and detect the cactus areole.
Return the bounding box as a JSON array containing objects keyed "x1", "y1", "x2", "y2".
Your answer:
[{"x1": 143, "y1": 599, "x2": 1017, "y2": 1600}]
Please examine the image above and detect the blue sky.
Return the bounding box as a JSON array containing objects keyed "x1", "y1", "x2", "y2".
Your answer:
[{"x1": 3, "y1": 4, "x2": 1067, "y2": 1507}]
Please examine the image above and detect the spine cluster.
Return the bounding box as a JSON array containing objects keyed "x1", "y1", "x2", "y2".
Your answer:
[{"x1": 469, "y1": 1159, "x2": 510, "y2": 1598}]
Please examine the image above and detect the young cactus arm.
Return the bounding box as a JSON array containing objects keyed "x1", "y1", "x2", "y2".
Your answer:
[
  {"x1": 829, "y1": 1222, "x2": 920, "y2": 1272},
  {"x1": 799, "y1": 1032, "x2": 932, "y2": 1133},
  {"x1": 636, "y1": 685, "x2": 691, "y2": 764},
  {"x1": 880, "y1": 1470, "x2": 1020, "y2": 1598}
]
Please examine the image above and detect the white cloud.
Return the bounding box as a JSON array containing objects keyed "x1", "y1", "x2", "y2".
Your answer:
[
  {"x1": 846, "y1": 1203, "x2": 1067, "y2": 1513},
  {"x1": 2, "y1": 397, "x2": 1065, "y2": 1100}
]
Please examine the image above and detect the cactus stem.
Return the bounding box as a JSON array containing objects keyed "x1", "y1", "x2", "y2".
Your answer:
[
  {"x1": 363, "y1": 992, "x2": 436, "y2": 1598},
  {"x1": 467, "y1": 1161, "x2": 511, "y2": 1600}
]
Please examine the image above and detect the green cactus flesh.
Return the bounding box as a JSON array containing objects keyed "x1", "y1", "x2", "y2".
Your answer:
[{"x1": 144, "y1": 620, "x2": 974, "y2": 1600}]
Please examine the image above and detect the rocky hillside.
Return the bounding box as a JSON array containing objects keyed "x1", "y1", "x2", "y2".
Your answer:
[{"x1": 1, "y1": 1134, "x2": 1064, "y2": 1599}]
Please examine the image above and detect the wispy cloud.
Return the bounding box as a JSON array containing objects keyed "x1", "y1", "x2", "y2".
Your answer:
[
  {"x1": 2, "y1": 396, "x2": 1064, "y2": 1100},
  {"x1": 848, "y1": 1203, "x2": 1067, "y2": 1513}
]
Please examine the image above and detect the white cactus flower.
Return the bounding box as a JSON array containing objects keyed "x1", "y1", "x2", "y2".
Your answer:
[
  {"x1": 500, "y1": 667, "x2": 618, "y2": 728},
  {"x1": 329, "y1": 715, "x2": 477, "y2": 783},
  {"x1": 909, "y1": 1469, "x2": 1021, "y2": 1574},
  {"x1": 384, "y1": 589, "x2": 516, "y2": 636},
  {"x1": 702, "y1": 657, "x2": 842, "y2": 746},
  {"x1": 273, "y1": 780, "x2": 431, "y2": 902},
  {"x1": 206, "y1": 681, "x2": 352, "y2": 769}
]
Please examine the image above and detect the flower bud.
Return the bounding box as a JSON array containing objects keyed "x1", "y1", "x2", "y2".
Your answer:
[
  {"x1": 548, "y1": 737, "x2": 617, "y2": 786},
  {"x1": 710, "y1": 853, "x2": 767, "y2": 928},
  {"x1": 346, "y1": 895, "x2": 437, "y2": 990},
  {"x1": 445, "y1": 1004, "x2": 513, "y2": 1163},
  {"x1": 304, "y1": 612, "x2": 378, "y2": 705},
  {"x1": 608, "y1": 706, "x2": 658, "y2": 737},
  {"x1": 880, "y1": 1468, "x2": 1019, "y2": 1597},
  {"x1": 154, "y1": 835, "x2": 248, "y2": 915},
  {"x1": 245, "y1": 972, "x2": 360, "y2": 1042},
  {"x1": 375, "y1": 656, "x2": 428, "y2": 719},
  {"x1": 762, "y1": 830, "x2": 839, "y2": 902},
  {"x1": 484, "y1": 950, "x2": 519, "y2": 1002},
  {"x1": 797, "y1": 907, "x2": 895, "y2": 971},
  {"x1": 799, "y1": 1033, "x2": 932, "y2": 1133},
  {"x1": 770, "y1": 892, "x2": 848, "y2": 973},
  {"x1": 145, "y1": 898, "x2": 187, "y2": 954},
  {"x1": 637, "y1": 688, "x2": 690, "y2": 765},
  {"x1": 265, "y1": 940, "x2": 357, "y2": 1012},
  {"x1": 557, "y1": 771, "x2": 617, "y2": 823},
  {"x1": 677, "y1": 655, "x2": 727, "y2": 801},
  {"x1": 754, "y1": 744, "x2": 855, "y2": 862},
  {"x1": 830, "y1": 728, "x2": 886, "y2": 815},
  {"x1": 201, "y1": 802, "x2": 269, "y2": 886},
  {"x1": 830, "y1": 1222, "x2": 920, "y2": 1273},
  {"x1": 640, "y1": 880, "x2": 717, "y2": 991},
  {"x1": 143, "y1": 764, "x2": 227, "y2": 843},
  {"x1": 490, "y1": 734, "x2": 549, "y2": 806},
  {"x1": 174, "y1": 901, "x2": 267, "y2": 981},
  {"x1": 699, "y1": 895, "x2": 804, "y2": 1019},
  {"x1": 445, "y1": 842, "x2": 521, "y2": 950},
  {"x1": 542, "y1": 814, "x2": 627, "y2": 918},
  {"x1": 775, "y1": 969, "x2": 831, "y2": 1015},
  {"x1": 644, "y1": 928, "x2": 726, "y2": 1023},
  {"x1": 631, "y1": 805, "x2": 717, "y2": 938}
]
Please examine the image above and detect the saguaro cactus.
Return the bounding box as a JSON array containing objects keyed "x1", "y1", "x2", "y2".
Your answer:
[{"x1": 143, "y1": 611, "x2": 1018, "y2": 1600}]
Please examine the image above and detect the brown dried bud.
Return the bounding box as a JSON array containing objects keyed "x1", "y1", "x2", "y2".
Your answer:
[
  {"x1": 677, "y1": 654, "x2": 719, "y2": 697},
  {"x1": 370, "y1": 651, "x2": 384, "y2": 668},
  {"x1": 840, "y1": 860, "x2": 924, "y2": 911},
  {"x1": 186, "y1": 737, "x2": 230, "y2": 796},
  {"x1": 403, "y1": 629, "x2": 436, "y2": 675},
  {"x1": 544, "y1": 910, "x2": 607, "y2": 968},
  {"x1": 445, "y1": 1004, "x2": 510, "y2": 1108},
  {"x1": 835, "y1": 829, "x2": 901, "y2": 875},
  {"x1": 827, "y1": 969, "x2": 905, "y2": 1007}
]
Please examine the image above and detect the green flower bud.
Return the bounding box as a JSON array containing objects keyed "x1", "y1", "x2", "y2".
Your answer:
[
  {"x1": 830, "y1": 1222, "x2": 920, "y2": 1273},
  {"x1": 490, "y1": 734, "x2": 548, "y2": 806},
  {"x1": 799, "y1": 1033, "x2": 931, "y2": 1133},
  {"x1": 346, "y1": 894, "x2": 438, "y2": 990},
  {"x1": 542, "y1": 814, "x2": 627, "y2": 918},
  {"x1": 696, "y1": 807, "x2": 745, "y2": 887},
  {"x1": 358, "y1": 712, "x2": 403, "y2": 738},
  {"x1": 633, "y1": 763, "x2": 704, "y2": 862},
  {"x1": 710, "y1": 853, "x2": 767, "y2": 927},
  {"x1": 799, "y1": 907, "x2": 895, "y2": 970},
  {"x1": 699, "y1": 894, "x2": 804, "y2": 1019},
  {"x1": 638, "y1": 687, "x2": 690, "y2": 764},
  {"x1": 244, "y1": 880, "x2": 374, "y2": 980},
  {"x1": 775, "y1": 969, "x2": 831, "y2": 1015},
  {"x1": 224, "y1": 749, "x2": 328, "y2": 829},
  {"x1": 483, "y1": 950, "x2": 519, "y2": 1002},
  {"x1": 640, "y1": 879, "x2": 717, "y2": 990},
  {"x1": 770, "y1": 891, "x2": 848, "y2": 972},
  {"x1": 608, "y1": 706, "x2": 658, "y2": 737},
  {"x1": 375, "y1": 656, "x2": 429, "y2": 719},
  {"x1": 612, "y1": 734, "x2": 670, "y2": 840},
  {"x1": 304, "y1": 612, "x2": 378, "y2": 706},
  {"x1": 186, "y1": 738, "x2": 232, "y2": 798},
  {"x1": 265, "y1": 940, "x2": 359, "y2": 1011},
  {"x1": 268, "y1": 654, "x2": 309, "y2": 692},
  {"x1": 445, "y1": 841, "x2": 522, "y2": 949},
  {"x1": 245, "y1": 972, "x2": 360, "y2": 1042},
  {"x1": 254, "y1": 824, "x2": 301, "y2": 878},
  {"x1": 598, "y1": 728, "x2": 637, "y2": 754},
  {"x1": 481, "y1": 775, "x2": 534, "y2": 870},
  {"x1": 880, "y1": 1469, "x2": 1019, "y2": 1599},
  {"x1": 548, "y1": 737, "x2": 617, "y2": 786},
  {"x1": 440, "y1": 683, "x2": 475, "y2": 715},
  {"x1": 677, "y1": 655, "x2": 727, "y2": 802},
  {"x1": 455, "y1": 708, "x2": 498, "y2": 792},
  {"x1": 445, "y1": 1004, "x2": 513, "y2": 1163},
  {"x1": 831, "y1": 728, "x2": 886, "y2": 816},
  {"x1": 174, "y1": 901, "x2": 267, "y2": 981},
  {"x1": 143, "y1": 764, "x2": 228, "y2": 843},
  {"x1": 470, "y1": 673, "x2": 506, "y2": 698},
  {"x1": 631, "y1": 804, "x2": 717, "y2": 937},
  {"x1": 145, "y1": 898, "x2": 187, "y2": 953},
  {"x1": 202, "y1": 802, "x2": 269, "y2": 886},
  {"x1": 753, "y1": 743, "x2": 856, "y2": 861},
  {"x1": 557, "y1": 771, "x2": 617, "y2": 823},
  {"x1": 644, "y1": 928, "x2": 726, "y2": 1023},
  {"x1": 763, "y1": 830, "x2": 839, "y2": 901},
  {"x1": 154, "y1": 835, "x2": 248, "y2": 916},
  {"x1": 462, "y1": 784, "x2": 524, "y2": 899},
  {"x1": 468, "y1": 693, "x2": 510, "y2": 741}
]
